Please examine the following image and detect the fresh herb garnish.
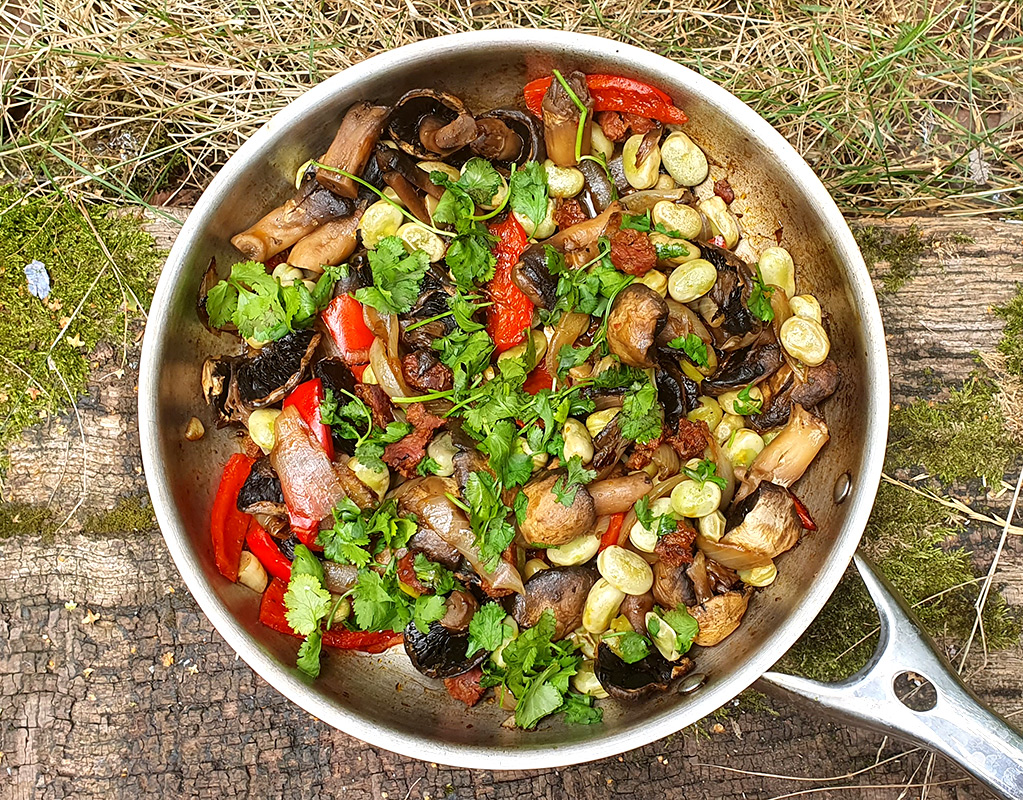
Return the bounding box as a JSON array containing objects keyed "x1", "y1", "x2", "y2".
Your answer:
[
  {"x1": 413, "y1": 553, "x2": 459, "y2": 595},
  {"x1": 682, "y1": 458, "x2": 728, "y2": 491},
  {"x1": 508, "y1": 161, "x2": 550, "y2": 233},
  {"x1": 667, "y1": 333, "x2": 709, "y2": 368},
  {"x1": 618, "y1": 378, "x2": 663, "y2": 444},
  {"x1": 748, "y1": 265, "x2": 776, "y2": 322},
  {"x1": 317, "y1": 497, "x2": 418, "y2": 567},
  {"x1": 733, "y1": 384, "x2": 763, "y2": 416},
  {"x1": 205, "y1": 260, "x2": 338, "y2": 342},
  {"x1": 351, "y1": 566, "x2": 447, "y2": 635},
  {"x1": 416, "y1": 456, "x2": 442, "y2": 476},
  {"x1": 466, "y1": 602, "x2": 511, "y2": 657},
  {"x1": 660, "y1": 606, "x2": 700, "y2": 655},
  {"x1": 353, "y1": 236, "x2": 430, "y2": 315},
  {"x1": 634, "y1": 495, "x2": 678, "y2": 538},
  {"x1": 620, "y1": 211, "x2": 682, "y2": 239},
  {"x1": 282, "y1": 544, "x2": 334, "y2": 677},
  {"x1": 320, "y1": 388, "x2": 413, "y2": 471},
  {"x1": 614, "y1": 630, "x2": 652, "y2": 664},
  {"x1": 553, "y1": 455, "x2": 598, "y2": 507},
  {"x1": 463, "y1": 472, "x2": 518, "y2": 572},
  {"x1": 432, "y1": 328, "x2": 495, "y2": 394}
]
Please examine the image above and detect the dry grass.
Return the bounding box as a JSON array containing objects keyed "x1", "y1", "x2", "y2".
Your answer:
[{"x1": 1, "y1": 0, "x2": 1021, "y2": 216}]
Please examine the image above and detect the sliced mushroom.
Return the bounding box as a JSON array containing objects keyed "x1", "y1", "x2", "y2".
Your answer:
[
  {"x1": 374, "y1": 146, "x2": 446, "y2": 200},
  {"x1": 388, "y1": 89, "x2": 477, "y2": 159},
  {"x1": 594, "y1": 641, "x2": 693, "y2": 699},
  {"x1": 738, "y1": 404, "x2": 829, "y2": 500},
  {"x1": 689, "y1": 589, "x2": 751, "y2": 647},
  {"x1": 316, "y1": 102, "x2": 392, "y2": 198},
  {"x1": 519, "y1": 474, "x2": 596, "y2": 547},
  {"x1": 588, "y1": 473, "x2": 653, "y2": 516},
  {"x1": 408, "y1": 526, "x2": 462, "y2": 569},
  {"x1": 231, "y1": 180, "x2": 354, "y2": 262},
  {"x1": 511, "y1": 566, "x2": 597, "y2": 640},
  {"x1": 472, "y1": 109, "x2": 544, "y2": 164},
  {"x1": 542, "y1": 70, "x2": 592, "y2": 167},
  {"x1": 620, "y1": 591, "x2": 655, "y2": 634},
  {"x1": 236, "y1": 457, "x2": 286, "y2": 517},
  {"x1": 749, "y1": 360, "x2": 839, "y2": 431},
  {"x1": 685, "y1": 550, "x2": 714, "y2": 604},
  {"x1": 439, "y1": 590, "x2": 479, "y2": 632},
  {"x1": 721, "y1": 482, "x2": 801, "y2": 559},
  {"x1": 578, "y1": 158, "x2": 615, "y2": 212},
  {"x1": 591, "y1": 414, "x2": 630, "y2": 471},
  {"x1": 652, "y1": 560, "x2": 697, "y2": 610},
  {"x1": 656, "y1": 360, "x2": 700, "y2": 434},
  {"x1": 401, "y1": 349, "x2": 453, "y2": 392},
  {"x1": 702, "y1": 243, "x2": 760, "y2": 341},
  {"x1": 606, "y1": 284, "x2": 668, "y2": 368},
  {"x1": 511, "y1": 244, "x2": 558, "y2": 309},
  {"x1": 404, "y1": 620, "x2": 488, "y2": 678},
  {"x1": 701, "y1": 341, "x2": 784, "y2": 396},
  {"x1": 288, "y1": 206, "x2": 365, "y2": 270}
]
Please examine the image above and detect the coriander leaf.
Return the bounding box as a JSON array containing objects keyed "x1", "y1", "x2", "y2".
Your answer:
[
  {"x1": 450, "y1": 291, "x2": 486, "y2": 333},
  {"x1": 433, "y1": 328, "x2": 494, "y2": 394},
  {"x1": 446, "y1": 219, "x2": 498, "y2": 291},
  {"x1": 620, "y1": 211, "x2": 652, "y2": 232},
  {"x1": 682, "y1": 458, "x2": 728, "y2": 491},
  {"x1": 662, "y1": 606, "x2": 700, "y2": 655},
  {"x1": 479, "y1": 419, "x2": 533, "y2": 489},
  {"x1": 464, "y1": 472, "x2": 518, "y2": 572},
  {"x1": 561, "y1": 692, "x2": 603, "y2": 725},
  {"x1": 616, "y1": 631, "x2": 652, "y2": 664},
  {"x1": 634, "y1": 496, "x2": 654, "y2": 529},
  {"x1": 466, "y1": 602, "x2": 509, "y2": 656},
  {"x1": 516, "y1": 669, "x2": 564, "y2": 729},
  {"x1": 557, "y1": 343, "x2": 597, "y2": 378},
  {"x1": 513, "y1": 490, "x2": 528, "y2": 526},
  {"x1": 734, "y1": 384, "x2": 763, "y2": 416},
  {"x1": 509, "y1": 161, "x2": 549, "y2": 232},
  {"x1": 654, "y1": 241, "x2": 694, "y2": 261},
  {"x1": 291, "y1": 543, "x2": 326, "y2": 586},
  {"x1": 618, "y1": 380, "x2": 663, "y2": 444},
  {"x1": 416, "y1": 455, "x2": 442, "y2": 476},
  {"x1": 205, "y1": 280, "x2": 237, "y2": 328},
  {"x1": 296, "y1": 628, "x2": 323, "y2": 678},
  {"x1": 284, "y1": 573, "x2": 331, "y2": 636},
  {"x1": 458, "y1": 157, "x2": 503, "y2": 206},
  {"x1": 351, "y1": 569, "x2": 411, "y2": 633},
  {"x1": 318, "y1": 501, "x2": 372, "y2": 567},
  {"x1": 748, "y1": 265, "x2": 776, "y2": 322},
  {"x1": 667, "y1": 333, "x2": 709, "y2": 368},
  {"x1": 552, "y1": 456, "x2": 597, "y2": 508},
  {"x1": 432, "y1": 184, "x2": 474, "y2": 226},
  {"x1": 413, "y1": 593, "x2": 448, "y2": 634},
  {"x1": 355, "y1": 236, "x2": 431, "y2": 314},
  {"x1": 413, "y1": 553, "x2": 458, "y2": 595}
]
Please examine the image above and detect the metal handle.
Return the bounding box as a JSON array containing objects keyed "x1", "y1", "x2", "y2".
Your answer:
[{"x1": 760, "y1": 552, "x2": 1023, "y2": 800}]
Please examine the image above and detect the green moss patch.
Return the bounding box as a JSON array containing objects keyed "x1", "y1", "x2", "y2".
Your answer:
[
  {"x1": 995, "y1": 284, "x2": 1023, "y2": 381},
  {"x1": 0, "y1": 502, "x2": 56, "y2": 540},
  {"x1": 783, "y1": 378, "x2": 1021, "y2": 681},
  {"x1": 83, "y1": 494, "x2": 156, "y2": 535},
  {"x1": 0, "y1": 185, "x2": 161, "y2": 456},
  {"x1": 855, "y1": 224, "x2": 926, "y2": 294}
]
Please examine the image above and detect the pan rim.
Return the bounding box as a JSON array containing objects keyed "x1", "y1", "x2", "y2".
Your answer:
[{"x1": 139, "y1": 28, "x2": 890, "y2": 769}]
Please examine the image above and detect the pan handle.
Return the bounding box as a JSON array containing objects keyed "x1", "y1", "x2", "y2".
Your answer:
[{"x1": 759, "y1": 552, "x2": 1023, "y2": 800}]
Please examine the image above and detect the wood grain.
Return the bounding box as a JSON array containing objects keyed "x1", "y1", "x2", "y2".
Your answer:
[{"x1": 1, "y1": 209, "x2": 1021, "y2": 800}]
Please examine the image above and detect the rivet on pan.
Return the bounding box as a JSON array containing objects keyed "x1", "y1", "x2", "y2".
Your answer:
[
  {"x1": 679, "y1": 673, "x2": 707, "y2": 694},
  {"x1": 833, "y1": 472, "x2": 852, "y2": 504}
]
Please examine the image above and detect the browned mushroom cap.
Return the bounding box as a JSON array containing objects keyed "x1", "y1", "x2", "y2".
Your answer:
[
  {"x1": 388, "y1": 89, "x2": 477, "y2": 159},
  {"x1": 439, "y1": 589, "x2": 479, "y2": 632},
  {"x1": 652, "y1": 560, "x2": 697, "y2": 610},
  {"x1": 511, "y1": 566, "x2": 597, "y2": 640},
  {"x1": 519, "y1": 474, "x2": 596, "y2": 546},
  {"x1": 606, "y1": 284, "x2": 668, "y2": 368},
  {"x1": 511, "y1": 244, "x2": 558, "y2": 309},
  {"x1": 316, "y1": 102, "x2": 391, "y2": 198},
  {"x1": 471, "y1": 109, "x2": 544, "y2": 164},
  {"x1": 620, "y1": 591, "x2": 655, "y2": 634},
  {"x1": 594, "y1": 641, "x2": 693, "y2": 699},
  {"x1": 689, "y1": 589, "x2": 751, "y2": 647},
  {"x1": 721, "y1": 481, "x2": 801, "y2": 559},
  {"x1": 542, "y1": 71, "x2": 592, "y2": 167},
  {"x1": 748, "y1": 360, "x2": 839, "y2": 431}
]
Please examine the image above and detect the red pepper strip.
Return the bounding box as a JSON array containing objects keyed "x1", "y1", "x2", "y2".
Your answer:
[
  {"x1": 789, "y1": 490, "x2": 818, "y2": 531},
  {"x1": 259, "y1": 578, "x2": 402, "y2": 653},
  {"x1": 523, "y1": 74, "x2": 687, "y2": 125},
  {"x1": 321, "y1": 294, "x2": 376, "y2": 363},
  {"x1": 709, "y1": 235, "x2": 727, "y2": 249},
  {"x1": 598, "y1": 512, "x2": 626, "y2": 552},
  {"x1": 283, "y1": 377, "x2": 334, "y2": 461},
  {"x1": 210, "y1": 454, "x2": 257, "y2": 582},
  {"x1": 245, "y1": 520, "x2": 293, "y2": 583},
  {"x1": 290, "y1": 516, "x2": 323, "y2": 550},
  {"x1": 486, "y1": 215, "x2": 533, "y2": 353},
  {"x1": 351, "y1": 363, "x2": 368, "y2": 382},
  {"x1": 523, "y1": 362, "x2": 555, "y2": 395}
]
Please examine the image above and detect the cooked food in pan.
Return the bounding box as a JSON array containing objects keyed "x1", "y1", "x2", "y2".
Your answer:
[{"x1": 199, "y1": 69, "x2": 837, "y2": 729}]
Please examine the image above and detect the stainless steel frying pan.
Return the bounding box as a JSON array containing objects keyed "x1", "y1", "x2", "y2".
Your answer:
[{"x1": 138, "y1": 29, "x2": 1023, "y2": 796}]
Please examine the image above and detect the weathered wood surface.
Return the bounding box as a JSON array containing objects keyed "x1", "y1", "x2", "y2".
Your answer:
[{"x1": 2, "y1": 210, "x2": 1022, "y2": 800}]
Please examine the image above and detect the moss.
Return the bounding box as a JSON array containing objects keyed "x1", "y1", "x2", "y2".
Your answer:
[
  {"x1": 83, "y1": 494, "x2": 156, "y2": 535},
  {"x1": 710, "y1": 689, "x2": 778, "y2": 719},
  {"x1": 994, "y1": 284, "x2": 1023, "y2": 381},
  {"x1": 0, "y1": 185, "x2": 162, "y2": 456},
  {"x1": 888, "y1": 376, "x2": 1015, "y2": 485},
  {"x1": 0, "y1": 502, "x2": 56, "y2": 541},
  {"x1": 854, "y1": 223, "x2": 926, "y2": 294},
  {"x1": 782, "y1": 378, "x2": 1021, "y2": 682}
]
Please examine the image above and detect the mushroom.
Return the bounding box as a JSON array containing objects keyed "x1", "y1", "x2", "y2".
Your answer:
[
  {"x1": 656, "y1": 360, "x2": 700, "y2": 434},
  {"x1": 738, "y1": 404, "x2": 829, "y2": 500},
  {"x1": 316, "y1": 102, "x2": 392, "y2": 198},
  {"x1": 606, "y1": 284, "x2": 669, "y2": 368},
  {"x1": 471, "y1": 109, "x2": 544, "y2": 164},
  {"x1": 652, "y1": 560, "x2": 697, "y2": 609},
  {"x1": 511, "y1": 244, "x2": 559, "y2": 309},
  {"x1": 587, "y1": 473, "x2": 653, "y2": 516},
  {"x1": 594, "y1": 641, "x2": 693, "y2": 699},
  {"x1": 656, "y1": 298, "x2": 715, "y2": 350},
  {"x1": 388, "y1": 89, "x2": 477, "y2": 159},
  {"x1": 403, "y1": 620, "x2": 488, "y2": 679},
  {"x1": 721, "y1": 482, "x2": 802, "y2": 559},
  {"x1": 749, "y1": 360, "x2": 839, "y2": 431},
  {"x1": 511, "y1": 566, "x2": 597, "y2": 640},
  {"x1": 702, "y1": 243, "x2": 760, "y2": 342},
  {"x1": 439, "y1": 590, "x2": 479, "y2": 632},
  {"x1": 288, "y1": 207, "x2": 365, "y2": 270},
  {"x1": 323, "y1": 561, "x2": 359, "y2": 594},
  {"x1": 542, "y1": 71, "x2": 592, "y2": 167},
  {"x1": 202, "y1": 329, "x2": 320, "y2": 425},
  {"x1": 619, "y1": 187, "x2": 695, "y2": 214},
  {"x1": 700, "y1": 341, "x2": 784, "y2": 396},
  {"x1": 230, "y1": 179, "x2": 354, "y2": 262},
  {"x1": 408, "y1": 527, "x2": 462, "y2": 569},
  {"x1": 689, "y1": 590, "x2": 751, "y2": 647},
  {"x1": 519, "y1": 474, "x2": 596, "y2": 547},
  {"x1": 374, "y1": 146, "x2": 446, "y2": 199},
  {"x1": 578, "y1": 158, "x2": 616, "y2": 212},
  {"x1": 685, "y1": 550, "x2": 714, "y2": 604},
  {"x1": 401, "y1": 349, "x2": 453, "y2": 392},
  {"x1": 590, "y1": 414, "x2": 630, "y2": 470},
  {"x1": 620, "y1": 591, "x2": 655, "y2": 634},
  {"x1": 236, "y1": 457, "x2": 286, "y2": 518}
]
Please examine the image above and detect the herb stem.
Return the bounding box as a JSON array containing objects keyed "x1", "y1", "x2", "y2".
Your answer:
[{"x1": 552, "y1": 69, "x2": 589, "y2": 165}]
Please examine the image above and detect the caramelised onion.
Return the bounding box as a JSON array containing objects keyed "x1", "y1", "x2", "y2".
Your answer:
[
  {"x1": 370, "y1": 336, "x2": 412, "y2": 399},
  {"x1": 545, "y1": 311, "x2": 589, "y2": 380},
  {"x1": 619, "y1": 188, "x2": 692, "y2": 214},
  {"x1": 695, "y1": 533, "x2": 773, "y2": 571},
  {"x1": 737, "y1": 404, "x2": 828, "y2": 501},
  {"x1": 544, "y1": 202, "x2": 621, "y2": 252},
  {"x1": 396, "y1": 476, "x2": 525, "y2": 595}
]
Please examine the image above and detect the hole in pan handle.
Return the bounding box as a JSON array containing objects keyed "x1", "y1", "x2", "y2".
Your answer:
[{"x1": 758, "y1": 551, "x2": 1023, "y2": 800}]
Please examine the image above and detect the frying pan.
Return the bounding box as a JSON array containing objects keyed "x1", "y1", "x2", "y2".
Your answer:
[{"x1": 138, "y1": 29, "x2": 1023, "y2": 796}]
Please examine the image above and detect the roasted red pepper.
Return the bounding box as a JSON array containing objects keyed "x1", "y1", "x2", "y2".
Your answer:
[
  {"x1": 210, "y1": 453, "x2": 257, "y2": 582},
  {"x1": 259, "y1": 578, "x2": 402, "y2": 653},
  {"x1": 486, "y1": 215, "x2": 533, "y2": 352},
  {"x1": 789, "y1": 490, "x2": 818, "y2": 531},
  {"x1": 321, "y1": 294, "x2": 376, "y2": 362},
  {"x1": 598, "y1": 512, "x2": 627, "y2": 552},
  {"x1": 524, "y1": 74, "x2": 687, "y2": 125},
  {"x1": 245, "y1": 520, "x2": 292, "y2": 583},
  {"x1": 283, "y1": 377, "x2": 334, "y2": 461},
  {"x1": 523, "y1": 362, "x2": 554, "y2": 395}
]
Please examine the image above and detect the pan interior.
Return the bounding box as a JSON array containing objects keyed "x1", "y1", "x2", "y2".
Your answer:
[{"x1": 140, "y1": 31, "x2": 888, "y2": 768}]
